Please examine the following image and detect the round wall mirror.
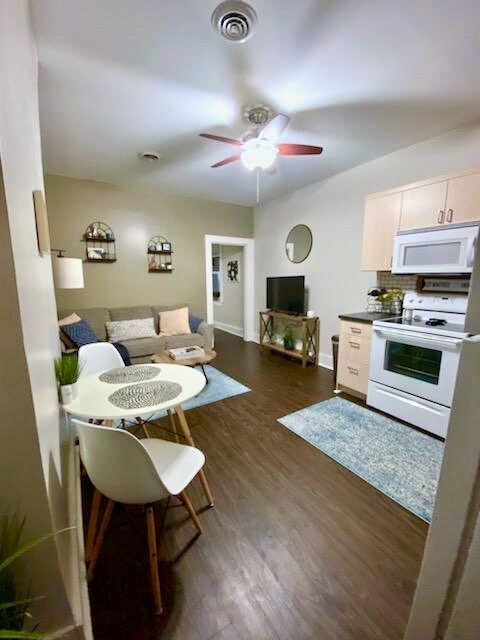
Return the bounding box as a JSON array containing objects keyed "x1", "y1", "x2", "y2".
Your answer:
[{"x1": 285, "y1": 224, "x2": 312, "y2": 263}]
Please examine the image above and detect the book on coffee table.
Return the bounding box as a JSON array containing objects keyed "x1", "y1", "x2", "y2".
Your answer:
[{"x1": 168, "y1": 346, "x2": 205, "y2": 360}]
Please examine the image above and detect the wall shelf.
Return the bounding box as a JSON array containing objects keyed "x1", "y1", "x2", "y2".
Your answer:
[
  {"x1": 147, "y1": 235, "x2": 173, "y2": 273},
  {"x1": 82, "y1": 221, "x2": 117, "y2": 263}
]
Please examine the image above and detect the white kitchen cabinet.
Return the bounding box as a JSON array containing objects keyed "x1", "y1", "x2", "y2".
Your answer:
[
  {"x1": 399, "y1": 180, "x2": 448, "y2": 230},
  {"x1": 444, "y1": 171, "x2": 480, "y2": 224},
  {"x1": 361, "y1": 192, "x2": 402, "y2": 271}
]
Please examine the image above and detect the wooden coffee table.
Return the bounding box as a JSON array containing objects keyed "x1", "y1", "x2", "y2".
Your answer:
[{"x1": 151, "y1": 349, "x2": 216, "y2": 383}]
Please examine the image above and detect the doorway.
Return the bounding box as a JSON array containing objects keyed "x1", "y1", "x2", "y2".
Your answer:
[{"x1": 204, "y1": 235, "x2": 255, "y2": 342}]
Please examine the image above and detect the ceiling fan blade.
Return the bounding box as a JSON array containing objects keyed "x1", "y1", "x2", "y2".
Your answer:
[
  {"x1": 199, "y1": 133, "x2": 242, "y2": 146},
  {"x1": 260, "y1": 114, "x2": 290, "y2": 143},
  {"x1": 211, "y1": 154, "x2": 241, "y2": 168},
  {"x1": 277, "y1": 143, "x2": 323, "y2": 156}
]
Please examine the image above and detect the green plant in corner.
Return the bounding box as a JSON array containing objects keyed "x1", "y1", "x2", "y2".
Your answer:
[
  {"x1": 53, "y1": 354, "x2": 81, "y2": 387},
  {"x1": 282, "y1": 326, "x2": 295, "y2": 351},
  {"x1": 0, "y1": 513, "x2": 75, "y2": 639}
]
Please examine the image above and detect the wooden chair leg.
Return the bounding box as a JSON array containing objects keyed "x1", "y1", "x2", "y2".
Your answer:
[
  {"x1": 175, "y1": 406, "x2": 214, "y2": 507},
  {"x1": 136, "y1": 417, "x2": 150, "y2": 438},
  {"x1": 85, "y1": 489, "x2": 102, "y2": 563},
  {"x1": 179, "y1": 490, "x2": 202, "y2": 534},
  {"x1": 146, "y1": 505, "x2": 163, "y2": 615},
  {"x1": 167, "y1": 409, "x2": 179, "y2": 442},
  {"x1": 87, "y1": 499, "x2": 115, "y2": 581}
]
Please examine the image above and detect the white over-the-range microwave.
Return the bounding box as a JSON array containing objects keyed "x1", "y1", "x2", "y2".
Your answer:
[{"x1": 392, "y1": 221, "x2": 479, "y2": 274}]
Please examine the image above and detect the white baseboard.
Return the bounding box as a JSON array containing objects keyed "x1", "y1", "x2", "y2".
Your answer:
[
  {"x1": 253, "y1": 332, "x2": 260, "y2": 344},
  {"x1": 214, "y1": 321, "x2": 244, "y2": 338},
  {"x1": 318, "y1": 352, "x2": 334, "y2": 370}
]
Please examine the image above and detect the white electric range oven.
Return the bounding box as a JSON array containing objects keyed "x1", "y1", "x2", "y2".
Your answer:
[{"x1": 367, "y1": 291, "x2": 469, "y2": 438}]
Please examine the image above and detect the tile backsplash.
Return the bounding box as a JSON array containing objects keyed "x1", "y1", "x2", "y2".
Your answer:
[{"x1": 377, "y1": 272, "x2": 418, "y2": 292}]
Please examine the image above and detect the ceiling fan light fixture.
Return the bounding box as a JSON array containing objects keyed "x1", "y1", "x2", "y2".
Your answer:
[{"x1": 241, "y1": 138, "x2": 277, "y2": 170}]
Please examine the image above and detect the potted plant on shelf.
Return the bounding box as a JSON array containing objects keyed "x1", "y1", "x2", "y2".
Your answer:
[
  {"x1": 54, "y1": 354, "x2": 81, "y2": 404},
  {"x1": 282, "y1": 326, "x2": 295, "y2": 351}
]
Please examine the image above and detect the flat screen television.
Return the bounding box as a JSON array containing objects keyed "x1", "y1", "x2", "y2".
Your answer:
[{"x1": 266, "y1": 276, "x2": 305, "y2": 314}]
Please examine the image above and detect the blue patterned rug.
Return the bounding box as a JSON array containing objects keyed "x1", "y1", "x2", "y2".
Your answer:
[
  {"x1": 278, "y1": 397, "x2": 444, "y2": 522},
  {"x1": 154, "y1": 365, "x2": 250, "y2": 417}
]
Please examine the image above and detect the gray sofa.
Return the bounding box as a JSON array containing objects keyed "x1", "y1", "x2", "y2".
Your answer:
[{"x1": 58, "y1": 304, "x2": 214, "y2": 363}]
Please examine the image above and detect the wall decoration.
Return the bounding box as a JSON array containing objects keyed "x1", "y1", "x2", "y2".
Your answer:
[
  {"x1": 147, "y1": 235, "x2": 174, "y2": 273},
  {"x1": 33, "y1": 190, "x2": 51, "y2": 255},
  {"x1": 227, "y1": 259, "x2": 240, "y2": 282},
  {"x1": 82, "y1": 221, "x2": 116, "y2": 263}
]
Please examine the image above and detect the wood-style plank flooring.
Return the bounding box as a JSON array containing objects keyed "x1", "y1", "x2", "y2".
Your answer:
[{"x1": 87, "y1": 330, "x2": 427, "y2": 640}]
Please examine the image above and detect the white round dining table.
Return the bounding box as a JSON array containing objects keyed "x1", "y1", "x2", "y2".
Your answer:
[
  {"x1": 63, "y1": 363, "x2": 205, "y2": 421},
  {"x1": 63, "y1": 363, "x2": 214, "y2": 508}
]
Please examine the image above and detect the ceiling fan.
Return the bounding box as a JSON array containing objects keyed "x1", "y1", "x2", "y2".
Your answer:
[{"x1": 199, "y1": 111, "x2": 323, "y2": 174}]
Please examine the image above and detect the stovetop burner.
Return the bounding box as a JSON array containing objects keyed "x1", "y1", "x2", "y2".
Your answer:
[{"x1": 425, "y1": 318, "x2": 448, "y2": 326}]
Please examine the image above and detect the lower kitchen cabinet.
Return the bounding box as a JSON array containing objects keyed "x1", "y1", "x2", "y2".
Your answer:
[{"x1": 337, "y1": 320, "x2": 372, "y2": 397}]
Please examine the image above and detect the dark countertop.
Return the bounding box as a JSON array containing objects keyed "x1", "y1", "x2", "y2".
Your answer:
[{"x1": 338, "y1": 311, "x2": 399, "y2": 324}]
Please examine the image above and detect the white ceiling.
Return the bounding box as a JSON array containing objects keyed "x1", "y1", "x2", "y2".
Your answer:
[{"x1": 32, "y1": 0, "x2": 480, "y2": 206}]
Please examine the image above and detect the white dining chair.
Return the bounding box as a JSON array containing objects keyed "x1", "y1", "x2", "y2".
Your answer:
[
  {"x1": 72, "y1": 418, "x2": 205, "y2": 615},
  {"x1": 78, "y1": 342, "x2": 124, "y2": 378}
]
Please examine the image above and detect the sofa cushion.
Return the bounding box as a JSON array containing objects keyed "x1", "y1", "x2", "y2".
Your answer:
[
  {"x1": 158, "y1": 307, "x2": 191, "y2": 337},
  {"x1": 61, "y1": 320, "x2": 99, "y2": 348},
  {"x1": 109, "y1": 305, "x2": 153, "y2": 322},
  {"x1": 58, "y1": 308, "x2": 111, "y2": 341},
  {"x1": 163, "y1": 333, "x2": 208, "y2": 350},
  {"x1": 58, "y1": 312, "x2": 82, "y2": 349},
  {"x1": 151, "y1": 304, "x2": 189, "y2": 332},
  {"x1": 106, "y1": 317, "x2": 157, "y2": 342},
  {"x1": 120, "y1": 336, "x2": 167, "y2": 358}
]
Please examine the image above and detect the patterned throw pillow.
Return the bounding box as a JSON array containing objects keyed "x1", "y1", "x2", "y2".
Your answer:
[
  {"x1": 58, "y1": 312, "x2": 82, "y2": 349},
  {"x1": 61, "y1": 320, "x2": 99, "y2": 348},
  {"x1": 105, "y1": 317, "x2": 157, "y2": 342}
]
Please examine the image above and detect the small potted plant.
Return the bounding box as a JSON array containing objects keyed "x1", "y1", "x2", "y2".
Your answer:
[
  {"x1": 54, "y1": 354, "x2": 81, "y2": 404},
  {"x1": 282, "y1": 326, "x2": 295, "y2": 351}
]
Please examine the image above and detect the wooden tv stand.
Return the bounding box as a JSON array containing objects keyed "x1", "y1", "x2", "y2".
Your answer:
[{"x1": 259, "y1": 310, "x2": 320, "y2": 368}]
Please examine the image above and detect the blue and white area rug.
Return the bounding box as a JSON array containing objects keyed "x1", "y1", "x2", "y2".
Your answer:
[
  {"x1": 278, "y1": 397, "x2": 444, "y2": 522},
  {"x1": 154, "y1": 365, "x2": 250, "y2": 417}
]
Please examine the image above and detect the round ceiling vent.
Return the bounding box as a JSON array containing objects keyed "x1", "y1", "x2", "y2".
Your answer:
[
  {"x1": 138, "y1": 150, "x2": 161, "y2": 161},
  {"x1": 211, "y1": 1, "x2": 257, "y2": 43}
]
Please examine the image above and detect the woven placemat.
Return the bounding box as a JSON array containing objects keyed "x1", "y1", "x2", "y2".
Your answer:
[
  {"x1": 99, "y1": 365, "x2": 159, "y2": 384},
  {"x1": 108, "y1": 380, "x2": 182, "y2": 409}
]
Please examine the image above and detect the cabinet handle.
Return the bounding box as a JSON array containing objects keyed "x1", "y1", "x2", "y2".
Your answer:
[
  {"x1": 437, "y1": 209, "x2": 445, "y2": 223},
  {"x1": 446, "y1": 208, "x2": 453, "y2": 223},
  {"x1": 347, "y1": 366, "x2": 359, "y2": 375},
  {"x1": 349, "y1": 341, "x2": 361, "y2": 349},
  {"x1": 350, "y1": 327, "x2": 362, "y2": 334}
]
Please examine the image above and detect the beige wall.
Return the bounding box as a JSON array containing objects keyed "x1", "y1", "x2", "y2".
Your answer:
[
  {"x1": 255, "y1": 120, "x2": 480, "y2": 366},
  {"x1": 46, "y1": 175, "x2": 253, "y2": 317},
  {"x1": 213, "y1": 245, "x2": 244, "y2": 332},
  {"x1": 0, "y1": 1, "x2": 79, "y2": 634}
]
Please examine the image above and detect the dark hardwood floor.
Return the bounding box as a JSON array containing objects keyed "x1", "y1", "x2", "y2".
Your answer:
[{"x1": 87, "y1": 330, "x2": 427, "y2": 640}]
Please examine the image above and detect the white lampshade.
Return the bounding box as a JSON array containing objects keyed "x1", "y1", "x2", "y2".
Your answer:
[{"x1": 52, "y1": 256, "x2": 84, "y2": 289}]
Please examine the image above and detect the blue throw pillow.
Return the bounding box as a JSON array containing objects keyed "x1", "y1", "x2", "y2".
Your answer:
[
  {"x1": 189, "y1": 315, "x2": 203, "y2": 333},
  {"x1": 61, "y1": 320, "x2": 98, "y2": 348}
]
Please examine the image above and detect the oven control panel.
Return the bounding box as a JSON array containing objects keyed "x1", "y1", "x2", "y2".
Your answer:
[{"x1": 403, "y1": 290, "x2": 468, "y2": 314}]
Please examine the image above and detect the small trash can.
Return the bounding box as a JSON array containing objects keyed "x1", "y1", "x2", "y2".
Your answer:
[{"x1": 331, "y1": 335, "x2": 339, "y2": 386}]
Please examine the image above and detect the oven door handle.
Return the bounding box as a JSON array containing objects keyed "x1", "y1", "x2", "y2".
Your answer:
[{"x1": 374, "y1": 327, "x2": 463, "y2": 350}]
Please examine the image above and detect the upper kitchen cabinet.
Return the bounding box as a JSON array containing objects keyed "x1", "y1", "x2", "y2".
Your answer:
[
  {"x1": 361, "y1": 192, "x2": 402, "y2": 271},
  {"x1": 444, "y1": 171, "x2": 480, "y2": 224},
  {"x1": 399, "y1": 180, "x2": 448, "y2": 230}
]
